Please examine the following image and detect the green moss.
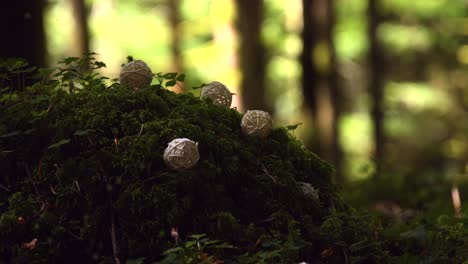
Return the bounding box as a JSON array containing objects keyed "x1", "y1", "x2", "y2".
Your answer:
[
  {"x1": 0, "y1": 57, "x2": 340, "y2": 263},
  {"x1": 2, "y1": 56, "x2": 467, "y2": 263}
]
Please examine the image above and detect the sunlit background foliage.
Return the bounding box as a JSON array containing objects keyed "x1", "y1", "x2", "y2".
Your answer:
[{"x1": 38, "y1": 0, "x2": 468, "y2": 211}]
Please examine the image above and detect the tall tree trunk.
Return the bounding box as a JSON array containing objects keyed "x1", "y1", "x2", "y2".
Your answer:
[
  {"x1": 0, "y1": 0, "x2": 47, "y2": 67},
  {"x1": 301, "y1": 0, "x2": 343, "y2": 181},
  {"x1": 71, "y1": 0, "x2": 91, "y2": 57},
  {"x1": 235, "y1": 0, "x2": 267, "y2": 112},
  {"x1": 367, "y1": 0, "x2": 385, "y2": 177},
  {"x1": 168, "y1": 0, "x2": 184, "y2": 93},
  {"x1": 301, "y1": 0, "x2": 319, "y2": 126},
  {"x1": 326, "y1": 0, "x2": 343, "y2": 181}
]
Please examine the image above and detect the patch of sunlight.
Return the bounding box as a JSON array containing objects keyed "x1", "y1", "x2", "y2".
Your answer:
[
  {"x1": 379, "y1": 23, "x2": 432, "y2": 53},
  {"x1": 89, "y1": 1, "x2": 171, "y2": 77},
  {"x1": 283, "y1": 0, "x2": 302, "y2": 32},
  {"x1": 459, "y1": 18, "x2": 468, "y2": 36},
  {"x1": 385, "y1": 115, "x2": 415, "y2": 137},
  {"x1": 336, "y1": 0, "x2": 367, "y2": 15},
  {"x1": 269, "y1": 56, "x2": 300, "y2": 78},
  {"x1": 335, "y1": 20, "x2": 367, "y2": 60},
  {"x1": 269, "y1": 57, "x2": 301, "y2": 124},
  {"x1": 443, "y1": 135, "x2": 468, "y2": 159},
  {"x1": 184, "y1": 15, "x2": 212, "y2": 35},
  {"x1": 312, "y1": 42, "x2": 330, "y2": 73},
  {"x1": 274, "y1": 81, "x2": 302, "y2": 126},
  {"x1": 184, "y1": 42, "x2": 228, "y2": 76},
  {"x1": 45, "y1": 0, "x2": 75, "y2": 64},
  {"x1": 180, "y1": 17, "x2": 212, "y2": 48},
  {"x1": 341, "y1": 112, "x2": 373, "y2": 155},
  {"x1": 457, "y1": 45, "x2": 468, "y2": 64},
  {"x1": 345, "y1": 156, "x2": 375, "y2": 181},
  {"x1": 381, "y1": 0, "x2": 457, "y2": 18},
  {"x1": 335, "y1": 0, "x2": 367, "y2": 60},
  {"x1": 210, "y1": 0, "x2": 235, "y2": 25},
  {"x1": 385, "y1": 82, "x2": 452, "y2": 112},
  {"x1": 295, "y1": 109, "x2": 315, "y2": 146},
  {"x1": 182, "y1": 0, "x2": 212, "y2": 20},
  {"x1": 284, "y1": 35, "x2": 302, "y2": 57},
  {"x1": 263, "y1": 19, "x2": 284, "y2": 46},
  {"x1": 92, "y1": 7, "x2": 170, "y2": 52}
]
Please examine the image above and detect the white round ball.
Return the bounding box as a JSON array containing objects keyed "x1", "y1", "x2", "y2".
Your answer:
[
  {"x1": 298, "y1": 182, "x2": 319, "y2": 201},
  {"x1": 119, "y1": 60, "x2": 153, "y2": 89},
  {"x1": 163, "y1": 138, "x2": 200, "y2": 170},
  {"x1": 200, "y1": 81, "x2": 232, "y2": 107},
  {"x1": 241, "y1": 110, "x2": 272, "y2": 138}
]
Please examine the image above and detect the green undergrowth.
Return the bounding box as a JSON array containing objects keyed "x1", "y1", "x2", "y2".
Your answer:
[{"x1": 1, "y1": 56, "x2": 467, "y2": 263}]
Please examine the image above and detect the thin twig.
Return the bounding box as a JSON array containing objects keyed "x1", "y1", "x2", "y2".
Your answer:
[
  {"x1": 46, "y1": 102, "x2": 55, "y2": 113},
  {"x1": 138, "y1": 124, "x2": 144, "y2": 136},
  {"x1": 342, "y1": 247, "x2": 349, "y2": 264},
  {"x1": 49, "y1": 185, "x2": 57, "y2": 195},
  {"x1": 97, "y1": 160, "x2": 121, "y2": 264},
  {"x1": 32, "y1": 203, "x2": 46, "y2": 219},
  {"x1": 110, "y1": 212, "x2": 121, "y2": 264},
  {"x1": 74, "y1": 180, "x2": 81, "y2": 193},
  {"x1": 452, "y1": 185, "x2": 462, "y2": 218},
  {"x1": 259, "y1": 162, "x2": 279, "y2": 183},
  {"x1": 113, "y1": 137, "x2": 119, "y2": 152},
  {"x1": 0, "y1": 184, "x2": 10, "y2": 192},
  {"x1": 67, "y1": 230, "x2": 82, "y2": 240}
]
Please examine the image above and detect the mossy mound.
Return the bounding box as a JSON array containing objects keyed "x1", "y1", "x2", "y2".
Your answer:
[{"x1": 0, "y1": 58, "x2": 390, "y2": 263}]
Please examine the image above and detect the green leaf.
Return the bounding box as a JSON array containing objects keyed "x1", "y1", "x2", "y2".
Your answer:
[
  {"x1": 0, "y1": 130, "x2": 21, "y2": 138},
  {"x1": 6, "y1": 58, "x2": 28, "y2": 71},
  {"x1": 163, "y1": 72, "x2": 177, "y2": 79},
  {"x1": 60, "y1": 57, "x2": 80, "y2": 65},
  {"x1": 26, "y1": 66, "x2": 37, "y2": 72},
  {"x1": 286, "y1": 123, "x2": 302, "y2": 131},
  {"x1": 35, "y1": 68, "x2": 56, "y2": 79},
  {"x1": 162, "y1": 246, "x2": 183, "y2": 255},
  {"x1": 94, "y1": 61, "x2": 106, "y2": 69},
  {"x1": 48, "y1": 139, "x2": 71, "y2": 149},
  {"x1": 212, "y1": 243, "x2": 236, "y2": 249},
  {"x1": 400, "y1": 226, "x2": 426, "y2": 240},
  {"x1": 189, "y1": 234, "x2": 206, "y2": 240},
  {"x1": 192, "y1": 83, "x2": 207, "y2": 90},
  {"x1": 349, "y1": 238, "x2": 380, "y2": 252},
  {"x1": 185, "y1": 240, "x2": 197, "y2": 248},
  {"x1": 73, "y1": 129, "x2": 96, "y2": 136},
  {"x1": 165, "y1": 80, "x2": 177, "y2": 87},
  {"x1": 126, "y1": 257, "x2": 145, "y2": 264},
  {"x1": 176, "y1": 73, "x2": 185, "y2": 82}
]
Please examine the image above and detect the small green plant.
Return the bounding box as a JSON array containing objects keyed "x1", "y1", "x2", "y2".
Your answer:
[{"x1": 156, "y1": 234, "x2": 234, "y2": 264}]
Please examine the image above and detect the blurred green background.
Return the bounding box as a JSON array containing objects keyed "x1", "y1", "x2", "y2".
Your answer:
[{"x1": 2, "y1": 0, "x2": 468, "y2": 215}]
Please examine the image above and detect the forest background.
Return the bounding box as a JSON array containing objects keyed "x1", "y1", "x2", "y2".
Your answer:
[{"x1": 1, "y1": 0, "x2": 468, "y2": 216}]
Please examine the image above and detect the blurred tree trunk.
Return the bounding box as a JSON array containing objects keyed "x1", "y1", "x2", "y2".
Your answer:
[
  {"x1": 168, "y1": 0, "x2": 184, "y2": 92},
  {"x1": 301, "y1": 0, "x2": 319, "y2": 122},
  {"x1": 71, "y1": 0, "x2": 91, "y2": 57},
  {"x1": 326, "y1": 0, "x2": 343, "y2": 181},
  {"x1": 367, "y1": 0, "x2": 385, "y2": 177},
  {"x1": 301, "y1": 0, "x2": 343, "y2": 181},
  {"x1": 235, "y1": 0, "x2": 268, "y2": 111},
  {"x1": 0, "y1": 0, "x2": 46, "y2": 67}
]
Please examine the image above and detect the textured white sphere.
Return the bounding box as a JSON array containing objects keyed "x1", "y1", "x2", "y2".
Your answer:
[
  {"x1": 163, "y1": 138, "x2": 200, "y2": 170},
  {"x1": 119, "y1": 60, "x2": 153, "y2": 89},
  {"x1": 241, "y1": 110, "x2": 272, "y2": 138},
  {"x1": 298, "y1": 182, "x2": 319, "y2": 201},
  {"x1": 200, "y1": 81, "x2": 232, "y2": 107}
]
